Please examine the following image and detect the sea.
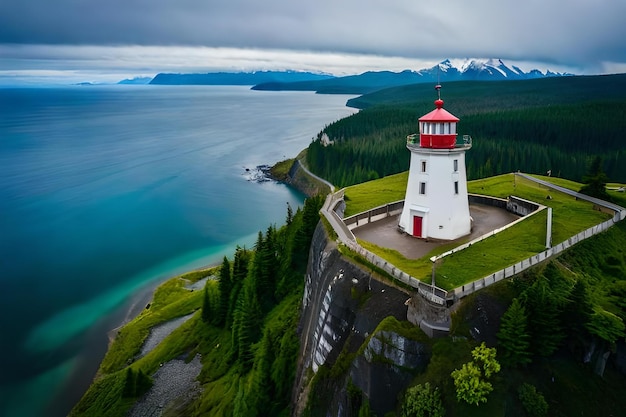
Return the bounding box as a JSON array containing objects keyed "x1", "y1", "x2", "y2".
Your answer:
[{"x1": 0, "y1": 85, "x2": 357, "y2": 417}]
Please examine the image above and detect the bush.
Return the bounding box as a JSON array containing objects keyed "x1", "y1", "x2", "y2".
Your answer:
[
  {"x1": 518, "y1": 383, "x2": 548, "y2": 417},
  {"x1": 401, "y1": 382, "x2": 445, "y2": 417}
]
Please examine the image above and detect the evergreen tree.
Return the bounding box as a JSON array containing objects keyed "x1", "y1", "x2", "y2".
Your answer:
[
  {"x1": 122, "y1": 368, "x2": 136, "y2": 398},
  {"x1": 522, "y1": 276, "x2": 565, "y2": 357},
  {"x1": 271, "y1": 323, "x2": 300, "y2": 400},
  {"x1": 497, "y1": 298, "x2": 532, "y2": 367},
  {"x1": 251, "y1": 227, "x2": 279, "y2": 313},
  {"x1": 286, "y1": 202, "x2": 293, "y2": 225},
  {"x1": 232, "y1": 275, "x2": 263, "y2": 369},
  {"x1": 216, "y1": 256, "x2": 232, "y2": 327},
  {"x1": 292, "y1": 194, "x2": 324, "y2": 269},
  {"x1": 201, "y1": 285, "x2": 212, "y2": 323},
  {"x1": 228, "y1": 246, "x2": 250, "y2": 328},
  {"x1": 518, "y1": 383, "x2": 548, "y2": 417},
  {"x1": 249, "y1": 328, "x2": 274, "y2": 415},
  {"x1": 562, "y1": 279, "x2": 594, "y2": 356},
  {"x1": 579, "y1": 156, "x2": 612, "y2": 201}
]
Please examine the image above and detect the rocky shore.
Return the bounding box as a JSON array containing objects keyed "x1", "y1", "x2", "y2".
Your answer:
[{"x1": 127, "y1": 354, "x2": 203, "y2": 417}]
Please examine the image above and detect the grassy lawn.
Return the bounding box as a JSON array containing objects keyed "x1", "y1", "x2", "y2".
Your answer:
[
  {"x1": 342, "y1": 172, "x2": 614, "y2": 290},
  {"x1": 343, "y1": 171, "x2": 408, "y2": 217},
  {"x1": 435, "y1": 210, "x2": 547, "y2": 290},
  {"x1": 468, "y1": 174, "x2": 611, "y2": 243}
]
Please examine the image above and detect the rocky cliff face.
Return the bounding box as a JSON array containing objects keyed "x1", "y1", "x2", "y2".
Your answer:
[{"x1": 292, "y1": 223, "x2": 430, "y2": 417}]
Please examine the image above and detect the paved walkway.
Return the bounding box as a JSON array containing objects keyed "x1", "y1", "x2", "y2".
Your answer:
[
  {"x1": 352, "y1": 204, "x2": 520, "y2": 259},
  {"x1": 295, "y1": 159, "x2": 335, "y2": 192},
  {"x1": 517, "y1": 173, "x2": 625, "y2": 218}
]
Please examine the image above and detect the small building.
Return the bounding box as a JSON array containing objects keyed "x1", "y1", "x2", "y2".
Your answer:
[{"x1": 398, "y1": 86, "x2": 472, "y2": 240}]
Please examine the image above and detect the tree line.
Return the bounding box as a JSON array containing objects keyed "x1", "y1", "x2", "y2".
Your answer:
[
  {"x1": 305, "y1": 100, "x2": 626, "y2": 188},
  {"x1": 200, "y1": 194, "x2": 325, "y2": 416}
]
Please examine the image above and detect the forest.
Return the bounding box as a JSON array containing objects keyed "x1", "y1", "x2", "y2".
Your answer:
[
  {"x1": 305, "y1": 74, "x2": 626, "y2": 187},
  {"x1": 70, "y1": 195, "x2": 326, "y2": 417}
]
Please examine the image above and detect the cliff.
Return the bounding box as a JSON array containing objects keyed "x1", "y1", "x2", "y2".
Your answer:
[{"x1": 292, "y1": 222, "x2": 431, "y2": 416}]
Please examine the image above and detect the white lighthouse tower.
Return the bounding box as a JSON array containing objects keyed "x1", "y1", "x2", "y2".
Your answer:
[{"x1": 398, "y1": 85, "x2": 472, "y2": 240}]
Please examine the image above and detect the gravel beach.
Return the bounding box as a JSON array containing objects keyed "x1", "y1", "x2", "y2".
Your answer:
[
  {"x1": 127, "y1": 354, "x2": 203, "y2": 417},
  {"x1": 138, "y1": 313, "x2": 195, "y2": 358}
]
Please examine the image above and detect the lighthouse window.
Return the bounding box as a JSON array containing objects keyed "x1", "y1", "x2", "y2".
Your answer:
[
  {"x1": 454, "y1": 181, "x2": 459, "y2": 195},
  {"x1": 438, "y1": 123, "x2": 444, "y2": 134},
  {"x1": 421, "y1": 160, "x2": 427, "y2": 172},
  {"x1": 419, "y1": 182, "x2": 426, "y2": 195},
  {"x1": 453, "y1": 159, "x2": 458, "y2": 172}
]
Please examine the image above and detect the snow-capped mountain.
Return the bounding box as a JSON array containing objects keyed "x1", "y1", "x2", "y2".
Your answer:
[
  {"x1": 416, "y1": 58, "x2": 573, "y2": 82},
  {"x1": 249, "y1": 59, "x2": 575, "y2": 94}
]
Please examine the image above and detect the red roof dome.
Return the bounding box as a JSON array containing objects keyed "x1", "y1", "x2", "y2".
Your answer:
[{"x1": 418, "y1": 105, "x2": 459, "y2": 122}]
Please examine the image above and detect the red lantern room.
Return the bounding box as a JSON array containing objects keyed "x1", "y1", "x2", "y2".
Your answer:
[{"x1": 418, "y1": 85, "x2": 459, "y2": 149}]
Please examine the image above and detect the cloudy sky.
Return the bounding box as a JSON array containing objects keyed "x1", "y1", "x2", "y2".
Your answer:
[{"x1": 1, "y1": 0, "x2": 625, "y2": 84}]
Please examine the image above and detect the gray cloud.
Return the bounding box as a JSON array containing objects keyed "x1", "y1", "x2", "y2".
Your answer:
[{"x1": 1, "y1": 0, "x2": 625, "y2": 80}]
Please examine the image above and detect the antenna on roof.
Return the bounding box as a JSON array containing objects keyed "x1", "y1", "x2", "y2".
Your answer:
[{"x1": 435, "y1": 62, "x2": 442, "y2": 100}]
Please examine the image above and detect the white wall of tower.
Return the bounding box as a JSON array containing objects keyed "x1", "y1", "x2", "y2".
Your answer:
[{"x1": 398, "y1": 147, "x2": 471, "y2": 240}]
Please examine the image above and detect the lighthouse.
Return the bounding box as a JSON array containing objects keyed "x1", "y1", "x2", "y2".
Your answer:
[{"x1": 398, "y1": 85, "x2": 472, "y2": 240}]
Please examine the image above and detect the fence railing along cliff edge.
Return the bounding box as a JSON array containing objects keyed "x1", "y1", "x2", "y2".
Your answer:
[{"x1": 320, "y1": 177, "x2": 626, "y2": 306}]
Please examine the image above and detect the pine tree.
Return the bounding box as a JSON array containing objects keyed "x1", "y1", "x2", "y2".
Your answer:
[
  {"x1": 579, "y1": 156, "x2": 611, "y2": 201},
  {"x1": 497, "y1": 298, "x2": 532, "y2": 367},
  {"x1": 216, "y1": 256, "x2": 232, "y2": 327},
  {"x1": 286, "y1": 202, "x2": 293, "y2": 225},
  {"x1": 249, "y1": 328, "x2": 274, "y2": 414},
  {"x1": 228, "y1": 246, "x2": 250, "y2": 328},
  {"x1": 122, "y1": 368, "x2": 136, "y2": 398},
  {"x1": 522, "y1": 278, "x2": 565, "y2": 357},
  {"x1": 201, "y1": 285, "x2": 212, "y2": 323},
  {"x1": 232, "y1": 275, "x2": 262, "y2": 369},
  {"x1": 562, "y1": 279, "x2": 594, "y2": 355}
]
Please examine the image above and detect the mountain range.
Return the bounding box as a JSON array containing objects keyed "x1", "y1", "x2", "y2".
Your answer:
[
  {"x1": 251, "y1": 59, "x2": 574, "y2": 93},
  {"x1": 148, "y1": 70, "x2": 333, "y2": 86},
  {"x1": 142, "y1": 59, "x2": 575, "y2": 94}
]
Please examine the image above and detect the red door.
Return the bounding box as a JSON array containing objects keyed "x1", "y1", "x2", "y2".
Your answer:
[{"x1": 413, "y1": 216, "x2": 423, "y2": 237}]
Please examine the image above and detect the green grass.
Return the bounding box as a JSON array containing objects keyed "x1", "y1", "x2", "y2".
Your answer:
[
  {"x1": 99, "y1": 269, "x2": 214, "y2": 374},
  {"x1": 343, "y1": 171, "x2": 408, "y2": 217},
  {"x1": 470, "y1": 174, "x2": 611, "y2": 243},
  {"x1": 342, "y1": 172, "x2": 613, "y2": 290},
  {"x1": 71, "y1": 268, "x2": 216, "y2": 416},
  {"x1": 270, "y1": 158, "x2": 295, "y2": 180},
  {"x1": 435, "y1": 210, "x2": 548, "y2": 290}
]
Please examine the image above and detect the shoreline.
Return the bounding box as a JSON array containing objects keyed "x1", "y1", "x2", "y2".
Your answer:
[
  {"x1": 64, "y1": 159, "x2": 314, "y2": 415},
  {"x1": 55, "y1": 263, "x2": 220, "y2": 416}
]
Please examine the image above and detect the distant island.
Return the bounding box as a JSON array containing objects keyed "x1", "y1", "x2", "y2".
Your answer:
[
  {"x1": 118, "y1": 76, "x2": 153, "y2": 85},
  {"x1": 148, "y1": 70, "x2": 333, "y2": 85}
]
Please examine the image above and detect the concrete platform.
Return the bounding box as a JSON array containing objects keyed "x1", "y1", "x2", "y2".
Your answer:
[{"x1": 352, "y1": 203, "x2": 521, "y2": 260}]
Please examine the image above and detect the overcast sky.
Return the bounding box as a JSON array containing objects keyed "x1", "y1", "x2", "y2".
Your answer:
[{"x1": 1, "y1": 0, "x2": 625, "y2": 84}]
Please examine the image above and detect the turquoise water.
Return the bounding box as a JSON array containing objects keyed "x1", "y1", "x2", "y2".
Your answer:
[{"x1": 0, "y1": 85, "x2": 356, "y2": 416}]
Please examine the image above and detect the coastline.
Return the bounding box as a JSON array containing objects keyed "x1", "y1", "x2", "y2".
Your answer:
[
  {"x1": 54, "y1": 263, "x2": 220, "y2": 417},
  {"x1": 66, "y1": 158, "x2": 319, "y2": 414}
]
